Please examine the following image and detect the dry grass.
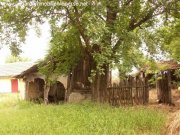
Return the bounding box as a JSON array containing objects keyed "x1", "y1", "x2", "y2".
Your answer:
[
  {"x1": 165, "y1": 110, "x2": 180, "y2": 135},
  {"x1": 149, "y1": 89, "x2": 158, "y2": 103},
  {"x1": 148, "y1": 88, "x2": 180, "y2": 135},
  {"x1": 149, "y1": 88, "x2": 180, "y2": 102}
]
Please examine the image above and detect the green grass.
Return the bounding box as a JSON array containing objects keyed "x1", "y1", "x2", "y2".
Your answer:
[
  {"x1": 0, "y1": 93, "x2": 20, "y2": 109},
  {"x1": 0, "y1": 94, "x2": 167, "y2": 135}
]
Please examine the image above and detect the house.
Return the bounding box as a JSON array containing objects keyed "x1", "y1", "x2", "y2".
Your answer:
[
  {"x1": 0, "y1": 62, "x2": 35, "y2": 99},
  {"x1": 0, "y1": 62, "x2": 68, "y2": 102}
]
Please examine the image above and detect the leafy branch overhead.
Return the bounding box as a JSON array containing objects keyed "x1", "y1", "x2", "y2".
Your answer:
[{"x1": 0, "y1": 0, "x2": 179, "y2": 78}]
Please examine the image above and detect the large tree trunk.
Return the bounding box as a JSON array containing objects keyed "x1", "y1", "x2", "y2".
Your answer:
[
  {"x1": 91, "y1": 0, "x2": 118, "y2": 103},
  {"x1": 91, "y1": 65, "x2": 110, "y2": 103},
  {"x1": 67, "y1": 54, "x2": 111, "y2": 103},
  {"x1": 66, "y1": 54, "x2": 93, "y2": 99},
  {"x1": 66, "y1": 1, "x2": 117, "y2": 103}
]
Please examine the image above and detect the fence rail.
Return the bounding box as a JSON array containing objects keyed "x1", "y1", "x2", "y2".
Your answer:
[{"x1": 107, "y1": 76, "x2": 149, "y2": 106}]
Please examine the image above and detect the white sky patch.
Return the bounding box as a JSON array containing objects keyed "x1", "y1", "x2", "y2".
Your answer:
[
  {"x1": 111, "y1": 67, "x2": 139, "y2": 83},
  {"x1": 0, "y1": 47, "x2": 10, "y2": 64},
  {"x1": 0, "y1": 22, "x2": 51, "y2": 64}
]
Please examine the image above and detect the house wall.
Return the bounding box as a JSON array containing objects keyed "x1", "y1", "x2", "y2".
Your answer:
[
  {"x1": 0, "y1": 78, "x2": 11, "y2": 93},
  {"x1": 0, "y1": 77, "x2": 26, "y2": 99},
  {"x1": 20, "y1": 72, "x2": 68, "y2": 101},
  {"x1": 22, "y1": 73, "x2": 44, "y2": 100},
  {"x1": 57, "y1": 76, "x2": 68, "y2": 89},
  {"x1": 26, "y1": 81, "x2": 43, "y2": 100},
  {"x1": 25, "y1": 76, "x2": 68, "y2": 101},
  {"x1": 24, "y1": 76, "x2": 45, "y2": 100},
  {"x1": 18, "y1": 79, "x2": 26, "y2": 99}
]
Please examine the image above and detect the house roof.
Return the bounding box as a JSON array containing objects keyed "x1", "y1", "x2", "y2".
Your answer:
[
  {"x1": 157, "y1": 60, "x2": 180, "y2": 70},
  {"x1": 0, "y1": 62, "x2": 36, "y2": 77},
  {"x1": 133, "y1": 60, "x2": 180, "y2": 76},
  {"x1": 15, "y1": 64, "x2": 38, "y2": 78},
  {"x1": 141, "y1": 60, "x2": 180, "y2": 71}
]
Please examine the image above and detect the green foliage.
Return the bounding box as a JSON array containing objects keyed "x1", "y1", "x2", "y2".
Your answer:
[
  {"x1": 174, "y1": 69, "x2": 180, "y2": 78},
  {"x1": 0, "y1": 0, "x2": 179, "y2": 79},
  {"x1": 0, "y1": 97, "x2": 167, "y2": 135},
  {"x1": 5, "y1": 55, "x2": 31, "y2": 63},
  {"x1": 173, "y1": 69, "x2": 180, "y2": 87},
  {"x1": 158, "y1": 19, "x2": 180, "y2": 61},
  {"x1": 39, "y1": 26, "x2": 81, "y2": 79}
]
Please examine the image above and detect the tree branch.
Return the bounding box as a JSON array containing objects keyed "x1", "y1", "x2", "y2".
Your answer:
[
  {"x1": 94, "y1": 12, "x2": 106, "y2": 22},
  {"x1": 113, "y1": 4, "x2": 163, "y2": 53},
  {"x1": 66, "y1": 6, "x2": 90, "y2": 50}
]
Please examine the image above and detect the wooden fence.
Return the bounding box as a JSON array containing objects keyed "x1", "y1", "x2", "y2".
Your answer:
[{"x1": 107, "y1": 75, "x2": 149, "y2": 106}]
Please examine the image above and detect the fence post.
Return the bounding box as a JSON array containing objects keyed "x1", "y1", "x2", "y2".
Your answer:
[
  {"x1": 144, "y1": 74, "x2": 149, "y2": 105},
  {"x1": 156, "y1": 71, "x2": 172, "y2": 104}
]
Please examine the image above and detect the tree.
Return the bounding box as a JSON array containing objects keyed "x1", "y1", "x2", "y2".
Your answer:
[
  {"x1": 0, "y1": 0, "x2": 179, "y2": 103},
  {"x1": 5, "y1": 55, "x2": 31, "y2": 63}
]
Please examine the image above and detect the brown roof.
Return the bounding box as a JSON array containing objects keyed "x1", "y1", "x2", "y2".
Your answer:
[
  {"x1": 139, "y1": 60, "x2": 180, "y2": 73},
  {"x1": 157, "y1": 60, "x2": 180, "y2": 70},
  {"x1": 15, "y1": 64, "x2": 38, "y2": 78}
]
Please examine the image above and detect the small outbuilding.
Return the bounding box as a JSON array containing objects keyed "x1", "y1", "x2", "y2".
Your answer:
[{"x1": 16, "y1": 64, "x2": 68, "y2": 103}]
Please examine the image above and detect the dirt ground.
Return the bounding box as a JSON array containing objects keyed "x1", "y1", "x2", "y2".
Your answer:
[
  {"x1": 148, "y1": 88, "x2": 180, "y2": 113},
  {"x1": 148, "y1": 89, "x2": 180, "y2": 135}
]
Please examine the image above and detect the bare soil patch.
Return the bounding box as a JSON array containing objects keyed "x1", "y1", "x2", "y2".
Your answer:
[{"x1": 149, "y1": 89, "x2": 180, "y2": 113}]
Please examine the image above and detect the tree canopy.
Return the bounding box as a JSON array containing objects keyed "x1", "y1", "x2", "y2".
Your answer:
[{"x1": 0, "y1": 1, "x2": 179, "y2": 91}]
